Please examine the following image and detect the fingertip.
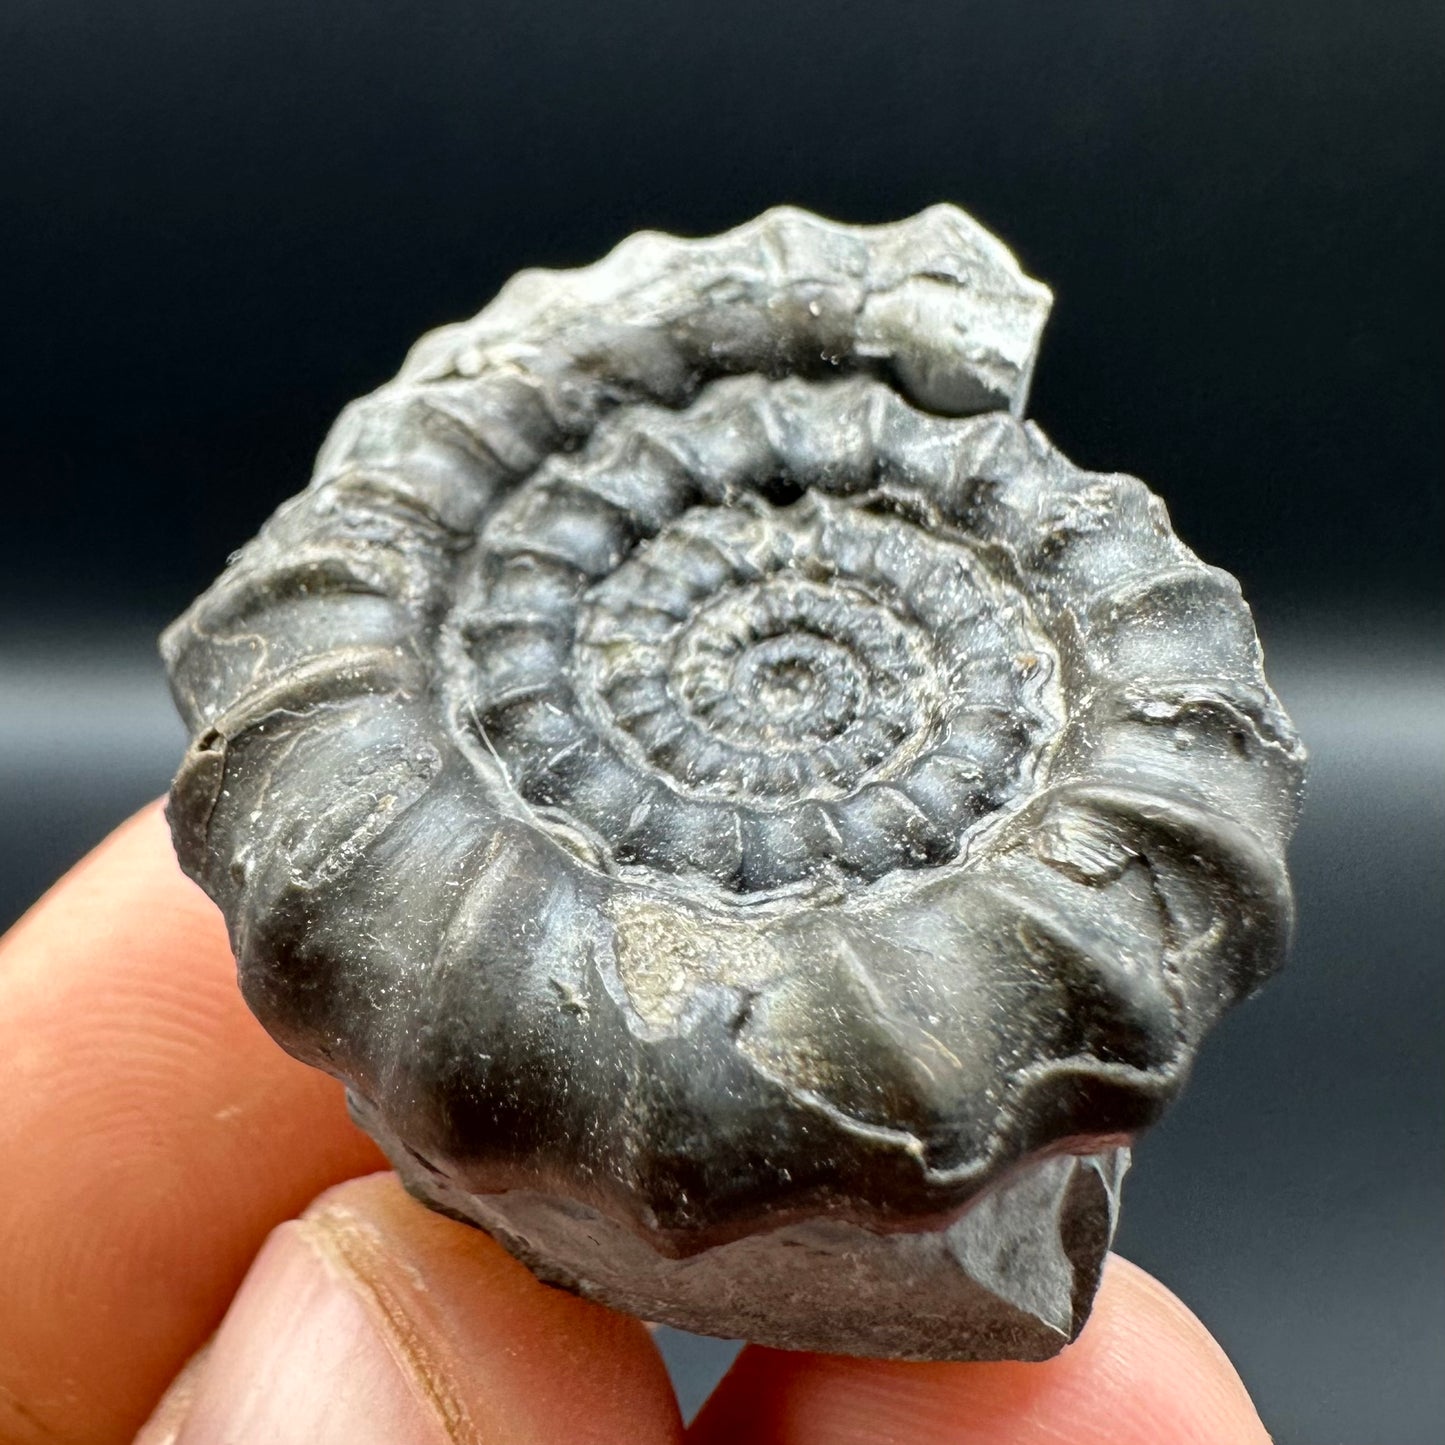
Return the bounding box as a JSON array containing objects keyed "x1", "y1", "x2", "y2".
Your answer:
[
  {"x1": 0, "y1": 803, "x2": 386, "y2": 1444},
  {"x1": 162, "y1": 1173, "x2": 683, "y2": 1445},
  {"x1": 307, "y1": 1173, "x2": 683, "y2": 1429},
  {"x1": 1089, "y1": 1255, "x2": 1269, "y2": 1441},
  {"x1": 1037, "y1": 1254, "x2": 1271, "y2": 1445},
  {"x1": 131, "y1": 1348, "x2": 209, "y2": 1445},
  {"x1": 688, "y1": 1254, "x2": 1270, "y2": 1445}
]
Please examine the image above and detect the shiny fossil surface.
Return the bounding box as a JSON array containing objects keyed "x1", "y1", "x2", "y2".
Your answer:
[{"x1": 163, "y1": 205, "x2": 1304, "y2": 1359}]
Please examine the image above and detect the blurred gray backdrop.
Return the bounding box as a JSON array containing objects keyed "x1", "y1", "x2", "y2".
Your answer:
[{"x1": 2, "y1": 2, "x2": 1441, "y2": 1439}]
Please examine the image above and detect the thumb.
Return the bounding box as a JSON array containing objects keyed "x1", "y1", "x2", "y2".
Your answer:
[{"x1": 133, "y1": 1173, "x2": 682, "y2": 1445}]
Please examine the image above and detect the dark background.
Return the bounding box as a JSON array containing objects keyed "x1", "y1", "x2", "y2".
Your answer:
[{"x1": 2, "y1": 2, "x2": 1441, "y2": 1439}]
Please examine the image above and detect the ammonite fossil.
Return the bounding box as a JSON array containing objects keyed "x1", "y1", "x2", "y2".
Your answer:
[{"x1": 163, "y1": 205, "x2": 1305, "y2": 1360}]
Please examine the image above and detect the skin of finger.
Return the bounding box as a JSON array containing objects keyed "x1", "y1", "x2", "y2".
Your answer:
[
  {"x1": 130, "y1": 1349, "x2": 209, "y2": 1445},
  {"x1": 167, "y1": 1172, "x2": 682, "y2": 1445},
  {"x1": 0, "y1": 804, "x2": 388, "y2": 1445},
  {"x1": 687, "y1": 1255, "x2": 1272, "y2": 1445}
]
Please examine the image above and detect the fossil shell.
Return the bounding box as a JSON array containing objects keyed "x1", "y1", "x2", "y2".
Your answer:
[{"x1": 163, "y1": 205, "x2": 1304, "y2": 1360}]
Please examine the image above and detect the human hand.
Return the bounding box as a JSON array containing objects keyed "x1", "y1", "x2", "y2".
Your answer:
[{"x1": 0, "y1": 804, "x2": 1272, "y2": 1443}]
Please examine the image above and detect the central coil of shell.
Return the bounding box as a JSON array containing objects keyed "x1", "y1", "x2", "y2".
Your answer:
[{"x1": 450, "y1": 375, "x2": 1061, "y2": 894}]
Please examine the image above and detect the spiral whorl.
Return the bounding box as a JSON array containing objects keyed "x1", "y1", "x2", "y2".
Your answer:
[{"x1": 453, "y1": 375, "x2": 1061, "y2": 894}]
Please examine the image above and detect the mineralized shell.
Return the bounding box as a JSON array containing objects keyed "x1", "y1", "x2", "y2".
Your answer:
[{"x1": 163, "y1": 205, "x2": 1305, "y2": 1360}]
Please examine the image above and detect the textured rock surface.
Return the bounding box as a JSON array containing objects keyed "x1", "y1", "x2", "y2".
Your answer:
[{"x1": 163, "y1": 205, "x2": 1305, "y2": 1359}]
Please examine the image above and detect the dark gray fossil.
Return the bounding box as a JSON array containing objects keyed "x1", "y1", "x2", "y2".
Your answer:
[{"x1": 163, "y1": 205, "x2": 1305, "y2": 1360}]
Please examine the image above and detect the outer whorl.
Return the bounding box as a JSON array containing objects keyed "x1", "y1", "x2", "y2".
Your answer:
[{"x1": 163, "y1": 205, "x2": 1304, "y2": 1360}]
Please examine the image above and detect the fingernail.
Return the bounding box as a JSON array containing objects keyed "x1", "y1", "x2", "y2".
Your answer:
[{"x1": 171, "y1": 1221, "x2": 453, "y2": 1445}]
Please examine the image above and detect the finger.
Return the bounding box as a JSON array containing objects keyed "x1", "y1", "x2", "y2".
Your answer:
[
  {"x1": 130, "y1": 1350, "x2": 208, "y2": 1445},
  {"x1": 687, "y1": 1255, "x2": 1270, "y2": 1445},
  {"x1": 0, "y1": 803, "x2": 387, "y2": 1445},
  {"x1": 134, "y1": 1173, "x2": 681, "y2": 1445}
]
